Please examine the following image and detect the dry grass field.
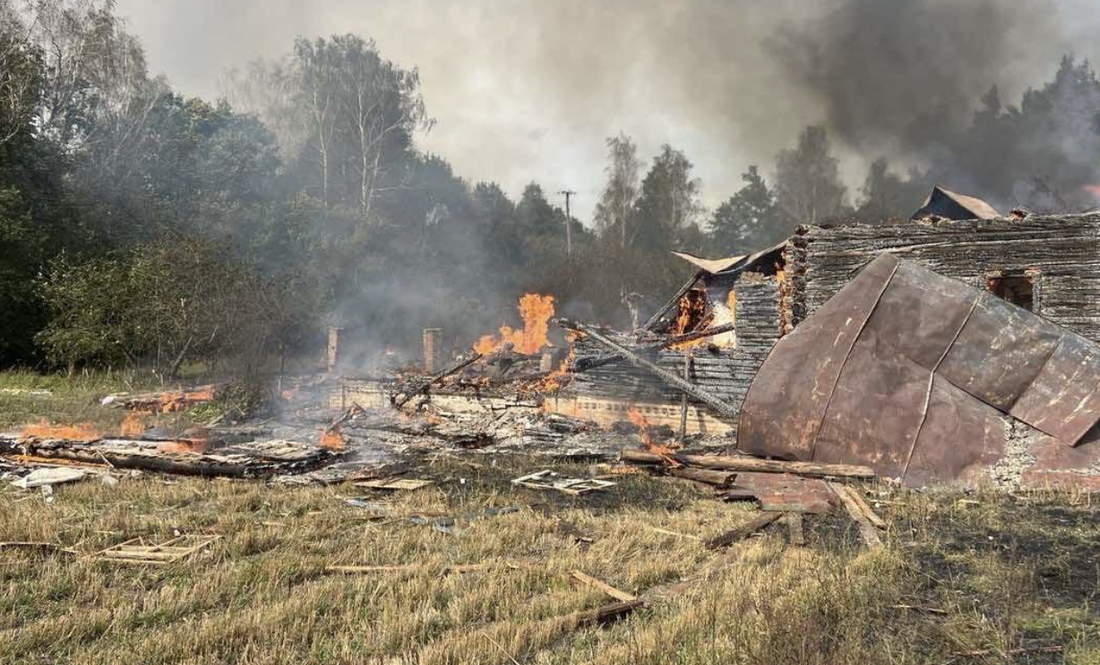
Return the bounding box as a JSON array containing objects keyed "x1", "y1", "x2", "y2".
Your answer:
[
  {"x1": 1, "y1": 371, "x2": 1098, "y2": 664},
  {"x1": 2, "y1": 453, "x2": 1098, "y2": 665}
]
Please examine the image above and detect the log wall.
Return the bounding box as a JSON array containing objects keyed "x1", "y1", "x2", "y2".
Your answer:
[
  {"x1": 788, "y1": 214, "x2": 1100, "y2": 340},
  {"x1": 569, "y1": 271, "x2": 783, "y2": 435}
]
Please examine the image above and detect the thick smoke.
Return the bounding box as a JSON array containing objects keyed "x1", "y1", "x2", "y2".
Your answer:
[
  {"x1": 765, "y1": 0, "x2": 1063, "y2": 156},
  {"x1": 116, "y1": 0, "x2": 1100, "y2": 213}
]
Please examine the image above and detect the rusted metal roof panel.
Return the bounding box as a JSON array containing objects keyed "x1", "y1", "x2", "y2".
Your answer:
[
  {"x1": 1010, "y1": 334, "x2": 1100, "y2": 445},
  {"x1": 737, "y1": 253, "x2": 899, "y2": 461},
  {"x1": 938, "y1": 294, "x2": 1062, "y2": 410},
  {"x1": 738, "y1": 252, "x2": 1100, "y2": 486}
]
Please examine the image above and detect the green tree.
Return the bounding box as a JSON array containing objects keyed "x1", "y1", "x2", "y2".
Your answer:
[
  {"x1": 709, "y1": 165, "x2": 787, "y2": 252},
  {"x1": 593, "y1": 132, "x2": 641, "y2": 248},
  {"x1": 774, "y1": 125, "x2": 848, "y2": 224},
  {"x1": 854, "y1": 157, "x2": 926, "y2": 222},
  {"x1": 633, "y1": 145, "x2": 702, "y2": 252}
]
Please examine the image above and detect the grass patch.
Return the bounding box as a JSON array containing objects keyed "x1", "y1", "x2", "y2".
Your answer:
[{"x1": 1, "y1": 456, "x2": 1097, "y2": 664}]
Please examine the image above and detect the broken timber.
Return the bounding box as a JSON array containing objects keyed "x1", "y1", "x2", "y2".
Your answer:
[
  {"x1": 705, "y1": 512, "x2": 782, "y2": 549},
  {"x1": 558, "y1": 319, "x2": 740, "y2": 422},
  {"x1": 575, "y1": 323, "x2": 736, "y2": 372},
  {"x1": 393, "y1": 351, "x2": 484, "y2": 407},
  {"x1": 621, "y1": 449, "x2": 875, "y2": 478},
  {"x1": 570, "y1": 570, "x2": 638, "y2": 602},
  {"x1": 830, "y1": 483, "x2": 883, "y2": 548},
  {"x1": 642, "y1": 273, "x2": 700, "y2": 331}
]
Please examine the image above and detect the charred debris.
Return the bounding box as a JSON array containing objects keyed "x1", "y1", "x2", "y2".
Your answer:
[{"x1": 6, "y1": 190, "x2": 1100, "y2": 547}]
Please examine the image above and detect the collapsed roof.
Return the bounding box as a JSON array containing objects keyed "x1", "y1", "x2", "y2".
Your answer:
[{"x1": 737, "y1": 253, "x2": 1100, "y2": 487}]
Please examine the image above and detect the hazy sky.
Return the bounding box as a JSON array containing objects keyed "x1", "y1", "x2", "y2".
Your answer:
[{"x1": 113, "y1": 0, "x2": 1100, "y2": 223}]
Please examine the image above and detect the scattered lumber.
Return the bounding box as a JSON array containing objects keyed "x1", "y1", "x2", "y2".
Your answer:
[
  {"x1": 840, "y1": 485, "x2": 886, "y2": 528},
  {"x1": 830, "y1": 483, "x2": 883, "y2": 548},
  {"x1": 570, "y1": 570, "x2": 637, "y2": 602},
  {"x1": 558, "y1": 319, "x2": 741, "y2": 422},
  {"x1": 568, "y1": 599, "x2": 644, "y2": 628},
  {"x1": 783, "y1": 513, "x2": 805, "y2": 546},
  {"x1": 93, "y1": 534, "x2": 218, "y2": 564},
  {"x1": 0, "y1": 541, "x2": 78, "y2": 556},
  {"x1": 326, "y1": 562, "x2": 528, "y2": 575},
  {"x1": 393, "y1": 352, "x2": 484, "y2": 407},
  {"x1": 621, "y1": 449, "x2": 875, "y2": 479},
  {"x1": 705, "y1": 512, "x2": 782, "y2": 549},
  {"x1": 354, "y1": 478, "x2": 433, "y2": 491},
  {"x1": 667, "y1": 466, "x2": 735, "y2": 487},
  {"x1": 511, "y1": 470, "x2": 615, "y2": 495}
]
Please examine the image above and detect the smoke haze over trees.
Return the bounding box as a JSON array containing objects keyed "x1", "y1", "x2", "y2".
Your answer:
[{"x1": 5, "y1": 0, "x2": 1100, "y2": 371}]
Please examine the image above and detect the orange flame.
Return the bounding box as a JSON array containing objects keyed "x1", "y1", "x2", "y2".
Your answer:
[
  {"x1": 1084, "y1": 184, "x2": 1100, "y2": 198},
  {"x1": 157, "y1": 438, "x2": 210, "y2": 454},
  {"x1": 474, "y1": 293, "x2": 556, "y2": 355},
  {"x1": 21, "y1": 420, "x2": 101, "y2": 442},
  {"x1": 119, "y1": 412, "x2": 145, "y2": 438},
  {"x1": 627, "y1": 407, "x2": 679, "y2": 459},
  {"x1": 669, "y1": 290, "x2": 712, "y2": 350},
  {"x1": 320, "y1": 428, "x2": 344, "y2": 450},
  {"x1": 154, "y1": 387, "x2": 216, "y2": 413}
]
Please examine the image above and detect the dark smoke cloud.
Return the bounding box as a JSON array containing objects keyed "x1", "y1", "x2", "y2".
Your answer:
[
  {"x1": 114, "y1": 0, "x2": 1100, "y2": 215},
  {"x1": 765, "y1": 0, "x2": 1087, "y2": 165}
]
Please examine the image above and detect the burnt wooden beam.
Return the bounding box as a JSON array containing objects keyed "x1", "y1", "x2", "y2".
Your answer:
[
  {"x1": 705, "y1": 512, "x2": 782, "y2": 549},
  {"x1": 393, "y1": 352, "x2": 483, "y2": 407},
  {"x1": 667, "y1": 466, "x2": 735, "y2": 487},
  {"x1": 574, "y1": 323, "x2": 735, "y2": 372},
  {"x1": 621, "y1": 449, "x2": 875, "y2": 479},
  {"x1": 558, "y1": 319, "x2": 740, "y2": 422}
]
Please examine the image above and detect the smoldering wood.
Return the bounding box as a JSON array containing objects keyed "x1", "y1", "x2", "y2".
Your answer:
[
  {"x1": 392, "y1": 352, "x2": 484, "y2": 407},
  {"x1": 621, "y1": 449, "x2": 875, "y2": 478},
  {"x1": 574, "y1": 323, "x2": 736, "y2": 372},
  {"x1": 559, "y1": 319, "x2": 740, "y2": 422},
  {"x1": 568, "y1": 275, "x2": 782, "y2": 438}
]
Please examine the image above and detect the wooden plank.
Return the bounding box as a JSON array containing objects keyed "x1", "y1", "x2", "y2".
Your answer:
[
  {"x1": 830, "y1": 483, "x2": 883, "y2": 548},
  {"x1": 570, "y1": 599, "x2": 644, "y2": 628},
  {"x1": 842, "y1": 486, "x2": 887, "y2": 529},
  {"x1": 622, "y1": 449, "x2": 875, "y2": 478},
  {"x1": 0, "y1": 542, "x2": 78, "y2": 556},
  {"x1": 704, "y1": 512, "x2": 782, "y2": 549},
  {"x1": 784, "y1": 513, "x2": 805, "y2": 546},
  {"x1": 355, "y1": 478, "x2": 434, "y2": 491},
  {"x1": 570, "y1": 570, "x2": 637, "y2": 602}
]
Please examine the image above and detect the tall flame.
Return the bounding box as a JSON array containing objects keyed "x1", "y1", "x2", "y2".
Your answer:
[
  {"x1": 668, "y1": 290, "x2": 712, "y2": 350},
  {"x1": 475, "y1": 293, "x2": 555, "y2": 355}
]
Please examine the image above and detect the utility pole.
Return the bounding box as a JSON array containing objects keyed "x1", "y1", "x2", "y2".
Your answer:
[{"x1": 558, "y1": 189, "x2": 576, "y2": 258}]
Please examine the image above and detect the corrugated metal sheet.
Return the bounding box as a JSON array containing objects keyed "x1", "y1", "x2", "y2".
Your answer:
[{"x1": 738, "y1": 253, "x2": 1100, "y2": 486}]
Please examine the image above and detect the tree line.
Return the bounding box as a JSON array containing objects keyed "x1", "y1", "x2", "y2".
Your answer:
[{"x1": 3, "y1": 1, "x2": 1100, "y2": 374}]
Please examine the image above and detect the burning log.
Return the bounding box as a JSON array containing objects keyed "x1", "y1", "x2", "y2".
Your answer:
[
  {"x1": 621, "y1": 449, "x2": 875, "y2": 479},
  {"x1": 557, "y1": 319, "x2": 740, "y2": 422},
  {"x1": 641, "y1": 273, "x2": 701, "y2": 331},
  {"x1": 573, "y1": 323, "x2": 736, "y2": 372},
  {"x1": 392, "y1": 352, "x2": 484, "y2": 407}
]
